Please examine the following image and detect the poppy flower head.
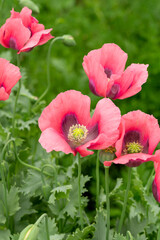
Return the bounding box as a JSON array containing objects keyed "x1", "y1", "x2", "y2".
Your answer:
[
  {"x1": 0, "y1": 7, "x2": 53, "y2": 53},
  {"x1": 83, "y1": 43, "x2": 148, "y2": 100},
  {"x1": 104, "y1": 110, "x2": 160, "y2": 167},
  {"x1": 0, "y1": 58, "x2": 21, "y2": 101},
  {"x1": 38, "y1": 90, "x2": 121, "y2": 157}
]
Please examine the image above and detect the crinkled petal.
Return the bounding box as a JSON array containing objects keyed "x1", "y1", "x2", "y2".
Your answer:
[
  {"x1": 19, "y1": 28, "x2": 53, "y2": 53},
  {"x1": 116, "y1": 64, "x2": 148, "y2": 99},
  {"x1": 38, "y1": 90, "x2": 92, "y2": 134},
  {"x1": 39, "y1": 128, "x2": 75, "y2": 155}
]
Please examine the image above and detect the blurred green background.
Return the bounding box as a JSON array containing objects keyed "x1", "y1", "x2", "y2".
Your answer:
[{"x1": 1, "y1": 0, "x2": 160, "y2": 118}]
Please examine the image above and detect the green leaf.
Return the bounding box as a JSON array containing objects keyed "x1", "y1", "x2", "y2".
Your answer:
[
  {"x1": 0, "y1": 124, "x2": 8, "y2": 143},
  {"x1": 17, "y1": 118, "x2": 37, "y2": 131},
  {"x1": 20, "y1": 84, "x2": 38, "y2": 101},
  {"x1": 0, "y1": 229, "x2": 10, "y2": 240},
  {"x1": 109, "y1": 178, "x2": 123, "y2": 197},
  {"x1": 19, "y1": 0, "x2": 39, "y2": 13},
  {"x1": 22, "y1": 170, "x2": 42, "y2": 197},
  {"x1": 7, "y1": 186, "x2": 20, "y2": 216},
  {"x1": 49, "y1": 185, "x2": 72, "y2": 205},
  {"x1": 66, "y1": 225, "x2": 95, "y2": 240},
  {"x1": 92, "y1": 209, "x2": 106, "y2": 240},
  {"x1": 38, "y1": 218, "x2": 58, "y2": 240},
  {"x1": 0, "y1": 51, "x2": 12, "y2": 61},
  {"x1": 113, "y1": 233, "x2": 127, "y2": 240},
  {"x1": 50, "y1": 234, "x2": 65, "y2": 240}
]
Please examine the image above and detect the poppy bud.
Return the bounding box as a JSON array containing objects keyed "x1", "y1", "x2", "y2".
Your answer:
[
  {"x1": 62, "y1": 35, "x2": 76, "y2": 47},
  {"x1": 18, "y1": 224, "x2": 39, "y2": 240}
]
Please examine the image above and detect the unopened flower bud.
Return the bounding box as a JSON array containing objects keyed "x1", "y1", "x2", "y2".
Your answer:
[
  {"x1": 18, "y1": 224, "x2": 39, "y2": 240},
  {"x1": 99, "y1": 146, "x2": 116, "y2": 164},
  {"x1": 62, "y1": 35, "x2": 76, "y2": 47}
]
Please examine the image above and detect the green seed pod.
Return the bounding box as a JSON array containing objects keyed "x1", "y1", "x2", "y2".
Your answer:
[
  {"x1": 42, "y1": 184, "x2": 52, "y2": 200},
  {"x1": 62, "y1": 35, "x2": 76, "y2": 47},
  {"x1": 99, "y1": 146, "x2": 116, "y2": 164},
  {"x1": 18, "y1": 224, "x2": 39, "y2": 240}
]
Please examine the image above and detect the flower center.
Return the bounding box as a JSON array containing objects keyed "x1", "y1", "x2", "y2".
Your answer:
[
  {"x1": 125, "y1": 141, "x2": 143, "y2": 154},
  {"x1": 104, "y1": 146, "x2": 116, "y2": 153},
  {"x1": 68, "y1": 124, "x2": 88, "y2": 145}
]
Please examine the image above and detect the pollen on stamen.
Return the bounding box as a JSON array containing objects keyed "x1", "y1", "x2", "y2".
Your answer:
[
  {"x1": 68, "y1": 124, "x2": 88, "y2": 145},
  {"x1": 124, "y1": 141, "x2": 143, "y2": 154}
]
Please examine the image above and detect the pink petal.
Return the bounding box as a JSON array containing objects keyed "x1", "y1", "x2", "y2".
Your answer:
[
  {"x1": 20, "y1": 7, "x2": 38, "y2": 28},
  {"x1": 38, "y1": 90, "x2": 92, "y2": 134},
  {"x1": 0, "y1": 87, "x2": 9, "y2": 101},
  {"x1": 19, "y1": 29, "x2": 53, "y2": 52},
  {"x1": 83, "y1": 49, "x2": 108, "y2": 97},
  {"x1": 0, "y1": 18, "x2": 31, "y2": 50},
  {"x1": 100, "y1": 43, "x2": 128, "y2": 75},
  {"x1": 122, "y1": 110, "x2": 160, "y2": 155},
  {"x1": 104, "y1": 152, "x2": 155, "y2": 167},
  {"x1": 88, "y1": 98, "x2": 121, "y2": 149},
  {"x1": 116, "y1": 64, "x2": 148, "y2": 99},
  {"x1": 39, "y1": 127, "x2": 75, "y2": 155},
  {"x1": 153, "y1": 152, "x2": 160, "y2": 202}
]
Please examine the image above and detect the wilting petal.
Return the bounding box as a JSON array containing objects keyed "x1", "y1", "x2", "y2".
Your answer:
[
  {"x1": 115, "y1": 64, "x2": 148, "y2": 99},
  {"x1": 39, "y1": 128, "x2": 75, "y2": 155}
]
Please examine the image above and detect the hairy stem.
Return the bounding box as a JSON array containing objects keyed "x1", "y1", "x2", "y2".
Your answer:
[
  {"x1": 118, "y1": 167, "x2": 132, "y2": 233},
  {"x1": 96, "y1": 150, "x2": 100, "y2": 209},
  {"x1": 105, "y1": 167, "x2": 110, "y2": 240},
  {"x1": 78, "y1": 153, "x2": 83, "y2": 229}
]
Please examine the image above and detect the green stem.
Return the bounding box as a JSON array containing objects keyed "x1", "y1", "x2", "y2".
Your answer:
[
  {"x1": 145, "y1": 168, "x2": 154, "y2": 195},
  {"x1": 34, "y1": 36, "x2": 64, "y2": 107},
  {"x1": 118, "y1": 167, "x2": 132, "y2": 233},
  {"x1": 12, "y1": 54, "x2": 21, "y2": 136},
  {"x1": 0, "y1": 140, "x2": 10, "y2": 228},
  {"x1": 45, "y1": 216, "x2": 50, "y2": 240},
  {"x1": 105, "y1": 167, "x2": 110, "y2": 240},
  {"x1": 96, "y1": 150, "x2": 100, "y2": 209},
  {"x1": 78, "y1": 153, "x2": 83, "y2": 229}
]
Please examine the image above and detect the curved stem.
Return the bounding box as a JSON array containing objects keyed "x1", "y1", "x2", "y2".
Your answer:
[
  {"x1": 96, "y1": 150, "x2": 100, "y2": 209},
  {"x1": 45, "y1": 215, "x2": 50, "y2": 240},
  {"x1": 2, "y1": 139, "x2": 52, "y2": 177},
  {"x1": 105, "y1": 167, "x2": 110, "y2": 240},
  {"x1": 34, "y1": 37, "x2": 64, "y2": 107},
  {"x1": 12, "y1": 54, "x2": 21, "y2": 136},
  {"x1": 78, "y1": 153, "x2": 83, "y2": 229},
  {"x1": 118, "y1": 167, "x2": 132, "y2": 233}
]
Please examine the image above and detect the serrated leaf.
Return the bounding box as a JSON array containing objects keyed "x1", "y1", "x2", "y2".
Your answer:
[
  {"x1": 38, "y1": 217, "x2": 58, "y2": 240},
  {"x1": 7, "y1": 186, "x2": 20, "y2": 216},
  {"x1": 22, "y1": 170, "x2": 42, "y2": 197},
  {"x1": 113, "y1": 233, "x2": 127, "y2": 240},
  {"x1": 66, "y1": 225, "x2": 95, "y2": 240},
  {"x1": 0, "y1": 229, "x2": 10, "y2": 240},
  {"x1": 109, "y1": 178, "x2": 123, "y2": 197},
  {"x1": 11, "y1": 233, "x2": 20, "y2": 240},
  {"x1": 92, "y1": 209, "x2": 106, "y2": 240},
  {"x1": 19, "y1": 0, "x2": 39, "y2": 13},
  {"x1": 17, "y1": 118, "x2": 37, "y2": 131},
  {"x1": 0, "y1": 124, "x2": 8, "y2": 142},
  {"x1": 50, "y1": 234, "x2": 65, "y2": 240},
  {"x1": 49, "y1": 185, "x2": 72, "y2": 205},
  {"x1": 20, "y1": 84, "x2": 38, "y2": 100}
]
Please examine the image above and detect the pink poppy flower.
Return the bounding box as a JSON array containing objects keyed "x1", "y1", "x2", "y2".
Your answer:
[
  {"x1": 38, "y1": 90, "x2": 121, "y2": 157},
  {"x1": 0, "y1": 7, "x2": 53, "y2": 53},
  {"x1": 152, "y1": 157, "x2": 160, "y2": 202},
  {"x1": 82, "y1": 43, "x2": 148, "y2": 100},
  {"x1": 104, "y1": 110, "x2": 160, "y2": 167},
  {"x1": 0, "y1": 58, "x2": 21, "y2": 101}
]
